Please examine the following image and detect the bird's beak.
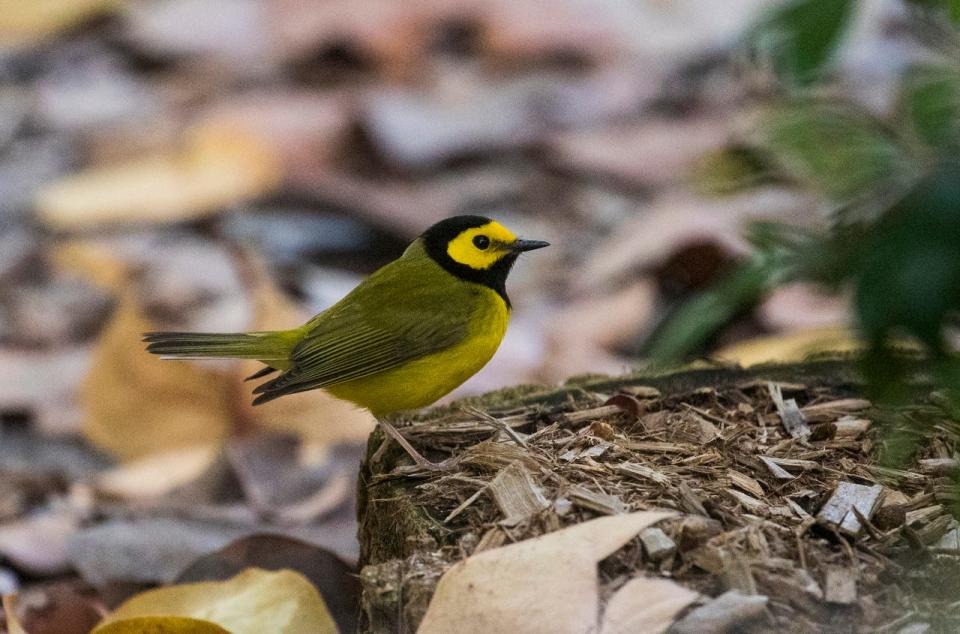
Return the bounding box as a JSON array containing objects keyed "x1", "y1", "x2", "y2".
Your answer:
[{"x1": 510, "y1": 239, "x2": 550, "y2": 253}]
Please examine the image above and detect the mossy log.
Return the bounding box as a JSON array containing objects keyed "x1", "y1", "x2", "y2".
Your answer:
[{"x1": 355, "y1": 358, "x2": 944, "y2": 633}]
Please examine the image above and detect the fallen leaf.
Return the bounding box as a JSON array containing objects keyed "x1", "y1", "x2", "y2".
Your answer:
[
  {"x1": 418, "y1": 511, "x2": 677, "y2": 634},
  {"x1": 600, "y1": 577, "x2": 700, "y2": 634},
  {"x1": 94, "y1": 616, "x2": 230, "y2": 633},
  {"x1": 35, "y1": 124, "x2": 282, "y2": 229},
  {"x1": 175, "y1": 534, "x2": 360, "y2": 634},
  {"x1": 0, "y1": 509, "x2": 80, "y2": 576},
  {"x1": 0, "y1": 0, "x2": 125, "y2": 47},
  {"x1": 3, "y1": 594, "x2": 27, "y2": 634},
  {"x1": 68, "y1": 518, "x2": 247, "y2": 587},
  {"x1": 13, "y1": 581, "x2": 103, "y2": 634},
  {"x1": 81, "y1": 291, "x2": 234, "y2": 460},
  {"x1": 93, "y1": 568, "x2": 338, "y2": 634},
  {"x1": 549, "y1": 118, "x2": 736, "y2": 189},
  {"x1": 96, "y1": 444, "x2": 221, "y2": 500},
  {"x1": 0, "y1": 347, "x2": 91, "y2": 435}
]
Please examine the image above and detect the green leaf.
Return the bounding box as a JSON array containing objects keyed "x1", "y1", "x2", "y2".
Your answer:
[
  {"x1": 906, "y1": 0, "x2": 960, "y2": 23},
  {"x1": 644, "y1": 255, "x2": 787, "y2": 364},
  {"x1": 757, "y1": 102, "x2": 913, "y2": 203},
  {"x1": 903, "y1": 64, "x2": 960, "y2": 150},
  {"x1": 854, "y1": 163, "x2": 960, "y2": 356},
  {"x1": 749, "y1": 0, "x2": 856, "y2": 85}
]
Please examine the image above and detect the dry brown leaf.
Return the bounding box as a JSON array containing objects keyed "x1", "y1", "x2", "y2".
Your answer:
[
  {"x1": 600, "y1": 577, "x2": 700, "y2": 634},
  {"x1": 175, "y1": 534, "x2": 360, "y2": 634},
  {"x1": 0, "y1": 0, "x2": 125, "y2": 47},
  {"x1": 81, "y1": 246, "x2": 372, "y2": 459},
  {"x1": 418, "y1": 511, "x2": 677, "y2": 634},
  {"x1": 35, "y1": 124, "x2": 281, "y2": 229},
  {"x1": 93, "y1": 568, "x2": 338, "y2": 634},
  {"x1": 96, "y1": 444, "x2": 221, "y2": 499},
  {"x1": 82, "y1": 291, "x2": 234, "y2": 460}
]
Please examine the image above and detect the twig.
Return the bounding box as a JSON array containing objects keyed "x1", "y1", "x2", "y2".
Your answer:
[{"x1": 463, "y1": 405, "x2": 528, "y2": 447}]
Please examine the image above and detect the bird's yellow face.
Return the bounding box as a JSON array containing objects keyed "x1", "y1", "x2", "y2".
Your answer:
[
  {"x1": 446, "y1": 220, "x2": 518, "y2": 270},
  {"x1": 420, "y1": 215, "x2": 549, "y2": 307}
]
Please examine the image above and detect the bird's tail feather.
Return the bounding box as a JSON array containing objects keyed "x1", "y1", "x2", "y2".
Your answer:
[{"x1": 143, "y1": 331, "x2": 288, "y2": 361}]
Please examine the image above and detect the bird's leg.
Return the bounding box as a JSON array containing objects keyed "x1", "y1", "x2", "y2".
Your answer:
[{"x1": 376, "y1": 418, "x2": 448, "y2": 472}]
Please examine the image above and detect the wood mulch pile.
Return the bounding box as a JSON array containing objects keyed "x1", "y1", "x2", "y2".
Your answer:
[{"x1": 357, "y1": 361, "x2": 960, "y2": 633}]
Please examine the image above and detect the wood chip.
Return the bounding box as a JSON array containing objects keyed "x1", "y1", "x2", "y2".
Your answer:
[
  {"x1": 905, "y1": 505, "x2": 944, "y2": 527},
  {"x1": 677, "y1": 482, "x2": 709, "y2": 517},
  {"x1": 488, "y1": 461, "x2": 549, "y2": 526},
  {"x1": 916, "y1": 514, "x2": 955, "y2": 545},
  {"x1": 670, "y1": 590, "x2": 768, "y2": 634},
  {"x1": 786, "y1": 498, "x2": 812, "y2": 520},
  {"x1": 823, "y1": 566, "x2": 857, "y2": 604},
  {"x1": 918, "y1": 458, "x2": 959, "y2": 477},
  {"x1": 759, "y1": 456, "x2": 795, "y2": 479},
  {"x1": 728, "y1": 469, "x2": 765, "y2": 498},
  {"x1": 639, "y1": 527, "x2": 677, "y2": 561},
  {"x1": 801, "y1": 398, "x2": 871, "y2": 422},
  {"x1": 621, "y1": 441, "x2": 697, "y2": 455},
  {"x1": 616, "y1": 462, "x2": 670, "y2": 486},
  {"x1": 725, "y1": 488, "x2": 768, "y2": 515},
  {"x1": 769, "y1": 382, "x2": 811, "y2": 439},
  {"x1": 817, "y1": 482, "x2": 884, "y2": 536},
  {"x1": 833, "y1": 417, "x2": 871, "y2": 439},
  {"x1": 763, "y1": 456, "x2": 819, "y2": 473},
  {"x1": 568, "y1": 486, "x2": 626, "y2": 515},
  {"x1": 866, "y1": 465, "x2": 927, "y2": 485},
  {"x1": 561, "y1": 405, "x2": 623, "y2": 426},
  {"x1": 475, "y1": 528, "x2": 507, "y2": 552},
  {"x1": 934, "y1": 527, "x2": 960, "y2": 550}
]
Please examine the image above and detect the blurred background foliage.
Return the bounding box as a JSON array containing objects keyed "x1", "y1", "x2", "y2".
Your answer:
[{"x1": 651, "y1": 0, "x2": 960, "y2": 410}]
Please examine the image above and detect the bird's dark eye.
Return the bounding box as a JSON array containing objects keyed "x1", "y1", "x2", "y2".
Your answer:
[{"x1": 473, "y1": 235, "x2": 490, "y2": 250}]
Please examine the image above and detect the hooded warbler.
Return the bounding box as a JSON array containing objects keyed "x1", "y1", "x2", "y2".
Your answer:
[{"x1": 144, "y1": 215, "x2": 548, "y2": 417}]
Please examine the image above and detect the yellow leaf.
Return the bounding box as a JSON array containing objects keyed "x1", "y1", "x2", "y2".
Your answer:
[
  {"x1": 93, "y1": 616, "x2": 230, "y2": 634},
  {"x1": 418, "y1": 511, "x2": 696, "y2": 634},
  {"x1": 82, "y1": 291, "x2": 234, "y2": 460},
  {"x1": 714, "y1": 327, "x2": 862, "y2": 367},
  {"x1": 3, "y1": 595, "x2": 28, "y2": 634},
  {"x1": 94, "y1": 568, "x2": 338, "y2": 634},
  {"x1": 35, "y1": 125, "x2": 282, "y2": 229},
  {"x1": 0, "y1": 0, "x2": 124, "y2": 47}
]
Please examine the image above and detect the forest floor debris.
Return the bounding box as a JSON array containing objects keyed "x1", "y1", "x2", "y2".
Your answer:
[{"x1": 359, "y1": 362, "x2": 960, "y2": 633}]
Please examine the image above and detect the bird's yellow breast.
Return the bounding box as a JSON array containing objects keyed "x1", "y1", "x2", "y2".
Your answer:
[{"x1": 325, "y1": 286, "x2": 509, "y2": 416}]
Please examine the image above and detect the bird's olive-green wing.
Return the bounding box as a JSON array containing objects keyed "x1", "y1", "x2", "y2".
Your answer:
[{"x1": 251, "y1": 251, "x2": 476, "y2": 404}]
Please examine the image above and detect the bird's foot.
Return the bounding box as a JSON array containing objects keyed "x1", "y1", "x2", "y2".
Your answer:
[{"x1": 376, "y1": 418, "x2": 450, "y2": 472}]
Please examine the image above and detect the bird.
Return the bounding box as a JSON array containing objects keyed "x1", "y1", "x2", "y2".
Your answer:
[{"x1": 144, "y1": 215, "x2": 548, "y2": 465}]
